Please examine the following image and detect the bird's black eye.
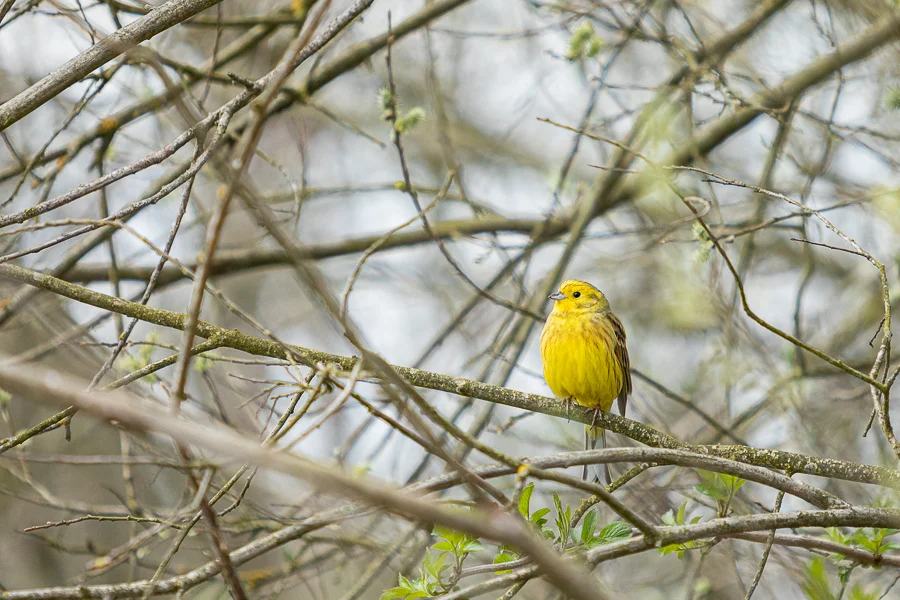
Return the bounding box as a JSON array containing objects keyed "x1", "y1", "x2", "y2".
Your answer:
[{"x1": 573, "y1": 291, "x2": 581, "y2": 298}]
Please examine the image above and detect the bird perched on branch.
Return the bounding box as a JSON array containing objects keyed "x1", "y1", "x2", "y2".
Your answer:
[{"x1": 540, "y1": 280, "x2": 632, "y2": 483}]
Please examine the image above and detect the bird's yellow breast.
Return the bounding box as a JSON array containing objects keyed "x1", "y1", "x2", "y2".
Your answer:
[{"x1": 540, "y1": 311, "x2": 623, "y2": 411}]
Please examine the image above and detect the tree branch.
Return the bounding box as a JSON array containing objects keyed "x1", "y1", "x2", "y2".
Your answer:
[
  {"x1": 2, "y1": 262, "x2": 898, "y2": 489},
  {"x1": 0, "y1": 0, "x2": 226, "y2": 131}
]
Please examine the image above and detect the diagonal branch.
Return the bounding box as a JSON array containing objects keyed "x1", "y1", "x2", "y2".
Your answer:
[{"x1": 0, "y1": 364, "x2": 609, "y2": 600}]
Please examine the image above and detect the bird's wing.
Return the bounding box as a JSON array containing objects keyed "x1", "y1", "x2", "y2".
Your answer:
[{"x1": 611, "y1": 314, "x2": 631, "y2": 417}]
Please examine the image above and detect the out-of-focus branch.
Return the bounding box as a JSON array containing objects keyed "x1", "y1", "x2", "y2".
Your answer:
[
  {"x1": 0, "y1": 0, "x2": 473, "y2": 186},
  {"x1": 0, "y1": 5, "x2": 287, "y2": 185},
  {"x1": 101, "y1": 1, "x2": 310, "y2": 27},
  {"x1": 0, "y1": 0, "x2": 226, "y2": 131},
  {"x1": 593, "y1": 7, "x2": 900, "y2": 218},
  {"x1": 0, "y1": 363, "x2": 610, "y2": 600},
  {"x1": 56, "y1": 216, "x2": 561, "y2": 284}
]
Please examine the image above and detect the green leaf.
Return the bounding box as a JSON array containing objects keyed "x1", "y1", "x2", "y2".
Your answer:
[
  {"x1": 869, "y1": 495, "x2": 897, "y2": 510},
  {"x1": 663, "y1": 501, "x2": 691, "y2": 527},
  {"x1": 696, "y1": 469, "x2": 717, "y2": 484},
  {"x1": 518, "y1": 483, "x2": 534, "y2": 518},
  {"x1": 849, "y1": 584, "x2": 878, "y2": 600},
  {"x1": 825, "y1": 527, "x2": 848, "y2": 545},
  {"x1": 595, "y1": 521, "x2": 633, "y2": 545},
  {"x1": 851, "y1": 529, "x2": 885, "y2": 554},
  {"x1": 580, "y1": 510, "x2": 599, "y2": 544},
  {"x1": 552, "y1": 492, "x2": 571, "y2": 543},
  {"x1": 860, "y1": 539, "x2": 880, "y2": 553},
  {"x1": 432, "y1": 525, "x2": 462, "y2": 545},
  {"x1": 458, "y1": 539, "x2": 483, "y2": 555},
  {"x1": 423, "y1": 550, "x2": 448, "y2": 581},
  {"x1": 552, "y1": 492, "x2": 563, "y2": 519},
  {"x1": 719, "y1": 473, "x2": 742, "y2": 489},
  {"x1": 431, "y1": 541, "x2": 454, "y2": 552},
  {"x1": 695, "y1": 482, "x2": 728, "y2": 501},
  {"x1": 851, "y1": 529, "x2": 872, "y2": 544},
  {"x1": 379, "y1": 587, "x2": 411, "y2": 600},
  {"x1": 405, "y1": 576, "x2": 429, "y2": 596},
  {"x1": 802, "y1": 558, "x2": 836, "y2": 600},
  {"x1": 693, "y1": 471, "x2": 745, "y2": 505},
  {"x1": 531, "y1": 508, "x2": 551, "y2": 535},
  {"x1": 658, "y1": 544, "x2": 683, "y2": 557},
  {"x1": 661, "y1": 509, "x2": 676, "y2": 526},
  {"x1": 493, "y1": 551, "x2": 517, "y2": 575},
  {"x1": 531, "y1": 508, "x2": 551, "y2": 525},
  {"x1": 658, "y1": 540, "x2": 695, "y2": 560},
  {"x1": 838, "y1": 564, "x2": 853, "y2": 586}
]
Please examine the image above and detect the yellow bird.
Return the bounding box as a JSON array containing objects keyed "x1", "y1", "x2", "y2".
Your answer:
[{"x1": 540, "y1": 280, "x2": 632, "y2": 483}]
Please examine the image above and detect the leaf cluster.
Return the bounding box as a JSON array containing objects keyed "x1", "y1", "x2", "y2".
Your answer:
[
  {"x1": 695, "y1": 469, "x2": 745, "y2": 517},
  {"x1": 658, "y1": 501, "x2": 705, "y2": 559},
  {"x1": 381, "y1": 482, "x2": 633, "y2": 598},
  {"x1": 380, "y1": 524, "x2": 483, "y2": 600},
  {"x1": 493, "y1": 483, "x2": 632, "y2": 573},
  {"x1": 801, "y1": 557, "x2": 882, "y2": 600}
]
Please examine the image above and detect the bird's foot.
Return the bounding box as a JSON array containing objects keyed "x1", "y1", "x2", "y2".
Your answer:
[
  {"x1": 590, "y1": 406, "x2": 602, "y2": 430},
  {"x1": 564, "y1": 397, "x2": 573, "y2": 422}
]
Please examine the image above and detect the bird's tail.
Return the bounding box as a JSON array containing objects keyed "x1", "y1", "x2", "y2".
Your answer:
[{"x1": 583, "y1": 426, "x2": 611, "y2": 485}]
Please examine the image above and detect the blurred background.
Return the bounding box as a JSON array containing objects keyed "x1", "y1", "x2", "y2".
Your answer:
[{"x1": 2, "y1": 0, "x2": 900, "y2": 598}]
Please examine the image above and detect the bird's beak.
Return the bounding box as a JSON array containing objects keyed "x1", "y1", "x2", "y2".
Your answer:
[{"x1": 548, "y1": 291, "x2": 565, "y2": 301}]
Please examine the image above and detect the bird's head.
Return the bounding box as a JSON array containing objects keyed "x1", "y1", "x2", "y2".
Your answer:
[{"x1": 548, "y1": 280, "x2": 610, "y2": 315}]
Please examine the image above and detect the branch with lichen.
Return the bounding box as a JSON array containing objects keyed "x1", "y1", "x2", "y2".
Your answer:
[{"x1": 1, "y1": 262, "x2": 897, "y2": 489}]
